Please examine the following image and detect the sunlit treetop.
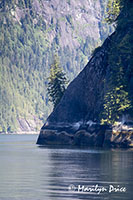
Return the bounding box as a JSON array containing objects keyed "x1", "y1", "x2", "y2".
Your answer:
[{"x1": 105, "y1": 0, "x2": 121, "y2": 24}]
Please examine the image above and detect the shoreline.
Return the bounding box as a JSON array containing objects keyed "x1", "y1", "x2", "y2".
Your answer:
[
  {"x1": 0, "y1": 131, "x2": 39, "y2": 135},
  {"x1": 37, "y1": 123, "x2": 133, "y2": 148}
]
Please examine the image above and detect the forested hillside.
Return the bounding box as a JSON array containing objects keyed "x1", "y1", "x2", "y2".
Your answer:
[{"x1": 0, "y1": 0, "x2": 113, "y2": 133}]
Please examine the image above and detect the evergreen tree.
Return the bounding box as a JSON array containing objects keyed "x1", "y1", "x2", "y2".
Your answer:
[
  {"x1": 101, "y1": 0, "x2": 133, "y2": 125},
  {"x1": 47, "y1": 55, "x2": 68, "y2": 109},
  {"x1": 101, "y1": 86, "x2": 131, "y2": 124},
  {"x1": 105, "y1": 0, "x2": 121, "y2": 24}
]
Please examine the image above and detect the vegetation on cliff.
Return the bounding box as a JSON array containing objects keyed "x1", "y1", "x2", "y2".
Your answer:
[{"x1": 101, "y1": 0, "x2": 133, "y2": 124}]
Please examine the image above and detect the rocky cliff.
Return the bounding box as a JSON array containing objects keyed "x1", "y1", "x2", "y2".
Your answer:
[
  {"x1": 44, "y1": 36, "x2": 110, "y2": 124},
  {"x1": 37, "y1": 0, "x2": 133, "y2": 147}
]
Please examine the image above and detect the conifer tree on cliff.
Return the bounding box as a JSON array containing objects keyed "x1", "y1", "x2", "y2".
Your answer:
[
  {"x1": 101, "y1": 0, "x2": 132, "y2": 125},
  {"x1": 47, "y1": 54, "x2": 68, "y2": 109}
]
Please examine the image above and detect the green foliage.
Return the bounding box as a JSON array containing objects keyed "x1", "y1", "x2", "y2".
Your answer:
[
  {"x1": 105, "y1": 0, "x2": 121, "y2": 24},
  {"x1": 47, "y1": 55, "x2": 68, "y2": 109},
  {"x1": 101, "y1": 86, "x2": 131, "y2": 124},
  {"x1": 0, "y1": 2, "x2": 50, "y2": 132},
  {"x1": 101, "y1": 0, "x2": 133, "y2": 125},
  {"x1": 101, "y1": 38, "x2": 132, "y2": 124}
]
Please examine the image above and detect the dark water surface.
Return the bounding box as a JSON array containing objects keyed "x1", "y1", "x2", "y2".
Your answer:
[{"x1": 0, "y1": 134, "x2": 132, "y2": 200}]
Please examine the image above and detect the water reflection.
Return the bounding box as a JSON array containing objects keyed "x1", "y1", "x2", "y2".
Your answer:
[
  {"x1": 38, "y1": 146, "x2": 133, "y2": 200},
  {"x1": 0, "y1": 135, "x2": 132, "y2": 200}
]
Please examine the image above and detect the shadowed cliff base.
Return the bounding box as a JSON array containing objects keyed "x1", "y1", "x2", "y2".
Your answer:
[{"x1": 37, "y1": 122, "x2": 133, "y2": 148}]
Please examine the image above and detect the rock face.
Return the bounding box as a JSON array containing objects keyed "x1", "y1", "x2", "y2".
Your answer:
[
  {"x1": 16, "y1": 117, "x2": 42, "y2": 134},
  {"x1": 37, "y1": 1, "x2": 133, "y2": 147},
  {"x1": 32, "y1": 0, "x2": 109, "y2": 51},
  {"x1": 37, "y1": 30, "x2": 133, "y2": 147},
  {"x1": 45, "y1": 36, "x2": 110, "y2": 124},
  {"x1": 37, "y1": 123, "x2": 106, "y2": 146}
]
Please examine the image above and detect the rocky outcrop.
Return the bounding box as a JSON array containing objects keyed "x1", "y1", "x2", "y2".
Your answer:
[
  {"x1": 37, "y1": 122, "x2": 133, "y2": 148},
  {"x1": 103, "y1": 129, "x2": 133, "y2": 148},
  {"x1": 37, "y1": 1, "x2": 133, "y2": 147},
  {"x1": 45, "y1": 36, "x2": 111, "y2": 124},
  {"x1": 37, "y1": 30, "x2": 133, "y2": 146}
]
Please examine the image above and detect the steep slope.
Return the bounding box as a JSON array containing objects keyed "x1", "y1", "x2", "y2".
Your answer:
[
  {"x1": 45, "y1": 36, "x2": 110, "y2": 124},
  {"x1": 37, "y1": 0, "x2": 133, "y2": 147},
  {"x1": 0, "y1": 0, "x2": 113, "y2": 132}
]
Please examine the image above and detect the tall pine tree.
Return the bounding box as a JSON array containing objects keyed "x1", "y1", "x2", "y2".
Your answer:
[{"x1": 47, "y1": 55, "x2": 68, "y2": 109}]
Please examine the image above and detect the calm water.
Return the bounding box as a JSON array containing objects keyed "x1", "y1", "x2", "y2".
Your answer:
[{"x1": 0, "y1": 134, "x2": 132, "y2": 200}]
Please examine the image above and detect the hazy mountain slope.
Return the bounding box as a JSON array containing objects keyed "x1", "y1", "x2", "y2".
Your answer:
[{"x1": 0, "y1": 0, "x2": 113, "y2": 133}]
